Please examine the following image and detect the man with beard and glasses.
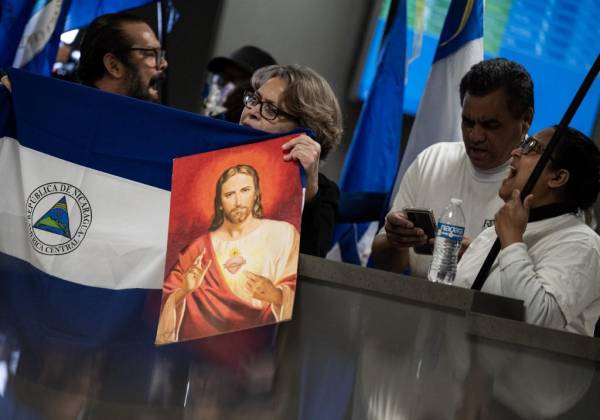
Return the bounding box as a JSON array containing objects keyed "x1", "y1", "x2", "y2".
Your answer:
[
  {"x1": 156, "y1": 164, "x2": 300, "y2": 344},
  {"x1": 76, "y1": 13, "x2": 167, "y2": 102}
]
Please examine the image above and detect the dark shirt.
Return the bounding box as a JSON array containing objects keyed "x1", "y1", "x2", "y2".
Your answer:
[{"x1": 300, "y1": 173, "x2": 339, "y2": 257}]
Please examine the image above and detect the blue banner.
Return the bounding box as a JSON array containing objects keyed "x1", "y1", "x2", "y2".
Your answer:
[
  {"x1": 65, "y1": 0, "x2": 155, "y2": 31},
  {"x1": 332, "y1": 0, "x2": 407, "y2": 264}
]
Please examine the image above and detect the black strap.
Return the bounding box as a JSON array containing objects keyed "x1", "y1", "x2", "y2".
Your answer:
[
  {"x1": 528, "y1": 202, "x2": 578, "y2": 223},
  {"x1": 471, "y1": 53, "x2": 600, "y2": 291}
]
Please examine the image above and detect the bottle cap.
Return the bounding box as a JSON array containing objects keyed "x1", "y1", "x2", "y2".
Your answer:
[{"x1": 450, "y1": 198, "x2": 463, "y2": 205}]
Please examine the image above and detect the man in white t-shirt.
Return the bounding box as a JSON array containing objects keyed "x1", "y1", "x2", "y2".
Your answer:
[{"x1": 371, "y1": 58, "x2": 534, "y2": 278}]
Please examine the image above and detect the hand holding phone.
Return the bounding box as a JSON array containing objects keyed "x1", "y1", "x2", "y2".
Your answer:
[{"x1": 403, "y1": 208, "x2": 437, "y2": 255}]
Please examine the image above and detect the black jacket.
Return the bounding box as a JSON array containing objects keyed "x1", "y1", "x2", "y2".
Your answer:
[{"x1": 299, "y1": 173, "x2": 339, "y2": 257}]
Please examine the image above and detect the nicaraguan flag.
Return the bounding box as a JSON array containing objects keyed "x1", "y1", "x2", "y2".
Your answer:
[
  {"x1": 0, "y1": 69, "x2": 295, "y2": 361},
  {"x1": 391, "y1": 0, "x2": 483, "y2": 197},
  {"x1": 329, "y1": 0, "x2": 407, "y2": 265},
  {"x1": 0, "y1": 2, "x2": 35, "y2": 70},
  {"x1": 9, "y1": 0, "x2": 73, "y2": 74}
]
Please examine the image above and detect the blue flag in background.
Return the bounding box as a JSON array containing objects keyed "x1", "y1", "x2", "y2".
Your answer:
[
  {"x1": 0, "y1": 1, "x2": 35, "y2": 69},
  {"x1": 329, "y1": 0, "x2": 406, "y2": 265},
  {"x1": 391, "y1": 0, "x2": 483, "y2": 197},
  {"x1": 0, "y1": 0, "x2": 156, "y2": 75},
  {"x1": 10, "y1": 0, "x2": 73, "y2": 75},
  {"x1": 64, "y1": 0, "x2": 156, "y2": 31}
]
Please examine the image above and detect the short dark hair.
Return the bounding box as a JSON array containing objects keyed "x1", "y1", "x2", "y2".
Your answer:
[
  {"x1": 549, "y1": 126, "x2": 600, "y2": 209},
  {"x1": 209, "y1": 165, "x2": 263, "y2": 231},
  {"x1": 460, "y1": 58, "x2": 534, "y2": 119},
  {"x1": 77, "y1": 13, "x2": 148, "y2": 86}
]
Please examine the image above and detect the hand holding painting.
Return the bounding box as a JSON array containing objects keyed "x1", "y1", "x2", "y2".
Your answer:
[{"x1": 282, "y1": 134, "x2": 321, "y2": 201}]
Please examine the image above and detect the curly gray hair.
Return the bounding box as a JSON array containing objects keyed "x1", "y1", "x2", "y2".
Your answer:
[{"x1": 251, "y1": 64, "x2": 343, "y2": 160}]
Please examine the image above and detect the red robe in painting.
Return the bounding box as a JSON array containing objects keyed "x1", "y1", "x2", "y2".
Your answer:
[{"x1": 158, "y1": 220, "x2": 299, "y2": 343}]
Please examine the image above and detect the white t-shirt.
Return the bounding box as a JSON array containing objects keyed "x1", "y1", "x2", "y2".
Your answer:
[
  {"x1": 387, "y1": 142, "x2": 509, "y2": 278},
  {"x1": 455, "y1": 213, "x2": 600, "y2": 336}
]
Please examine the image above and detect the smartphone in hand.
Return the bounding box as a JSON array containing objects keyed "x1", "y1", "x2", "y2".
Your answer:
[{"x1": 403, "y1": 207, "x2": 436, "y2": 255}]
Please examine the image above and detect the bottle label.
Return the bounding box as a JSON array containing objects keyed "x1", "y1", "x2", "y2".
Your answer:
[{"x1": 437, "y1": 223, "x2": 464, "y2": 242}]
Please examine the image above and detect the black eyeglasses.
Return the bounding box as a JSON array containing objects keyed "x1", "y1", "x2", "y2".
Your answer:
[
  {"x1": 118, "y1": 47, "x2": 166, "y2": 70},
  {"x1": 242, "y1": 91, "x2": 299, "y2": 122},
  {"x1": 519, "y1": 136, "x2": 547, "y2": 155}
]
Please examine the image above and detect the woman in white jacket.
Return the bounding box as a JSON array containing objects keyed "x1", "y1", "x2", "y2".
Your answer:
[{"x1": 456, "y1": 125, "x2": 600, "y2": 336}]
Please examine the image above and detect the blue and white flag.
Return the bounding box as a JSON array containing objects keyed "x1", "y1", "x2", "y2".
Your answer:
[
  {"x1": 64, "y1": 0, "x2": 156, "y2": 31},
  {"x1": 4, "y1": 0, "x2": 72, "y2": 74},
  {"x1": 329, "y1": 0, "x2": 407, "y2": 265},
  {"x1": 0, "y1": 2, "x2": 34, "y2": 69},
  {"x1": 391, "y1": 0, "x2": 483, "y2": 196},
  {"x1": 0, "y1": 69, "x2": 290, "y2": 354},
  {"x1": 0, "y1": 0, "x2": 156, "y2": 75}
]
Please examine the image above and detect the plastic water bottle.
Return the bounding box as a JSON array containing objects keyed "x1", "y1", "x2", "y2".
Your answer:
[{"x1": 428, "y1": 198, "x2": 465, "y2": 284}]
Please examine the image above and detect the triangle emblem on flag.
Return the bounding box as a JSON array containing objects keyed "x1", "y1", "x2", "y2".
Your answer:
[{"x1": 33, "y1": 195, "x2": 72, "y2": 239}]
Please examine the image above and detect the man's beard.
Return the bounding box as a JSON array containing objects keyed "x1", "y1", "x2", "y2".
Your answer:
[
  {"x1": 225, "y1": 206, "x2": 251, "y2": 224},
  {"x1": 124, "y1": 67, "x2": 164, "y2": 103}
]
